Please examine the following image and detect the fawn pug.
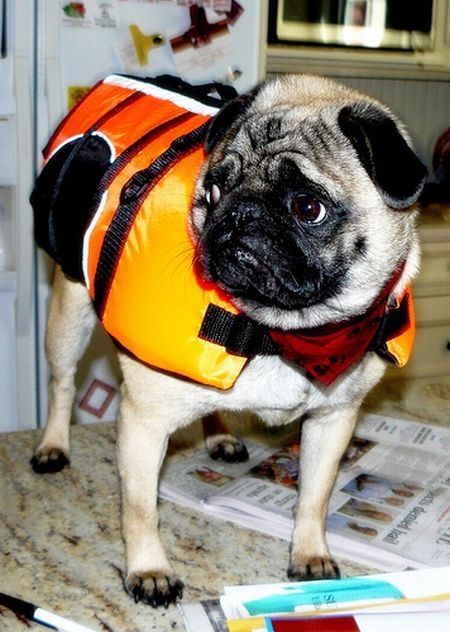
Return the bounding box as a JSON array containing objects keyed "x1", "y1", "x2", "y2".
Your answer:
[{"x1": 31, "y1": 73, "x2": 426, "y2": 606}]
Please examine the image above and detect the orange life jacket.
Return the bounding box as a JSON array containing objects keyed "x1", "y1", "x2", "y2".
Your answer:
[{"x1": 31, "y1": 74, "x2": 415, "y2": 390}]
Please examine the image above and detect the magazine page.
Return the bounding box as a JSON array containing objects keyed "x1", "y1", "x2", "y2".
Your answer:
[
  {"x1": 159, "y1": 414, "x2": 450, "y2": 570},
  {"x1": 203, "y1": 440, "x2": 299, "y2": 529},
  {"x1": 199, "y1": 441, "x2": 411, "y2": 567},
  {"x1": 356, "y1": 414, "x2": 450, "y2": 454},
  {"x1": 327, "y1": 415, "x2": 450, "y2": 568},
  {"x1": 207, "y1": 415, "x2": 450, "y2": 568},
  {"x1": 159, "y1": 438, "x2": 279, "y2": 509}
]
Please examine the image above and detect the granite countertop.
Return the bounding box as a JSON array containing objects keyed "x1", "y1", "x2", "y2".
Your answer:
[{"x1": 1, "y1": 377, "x2": 449, "y2": 631}]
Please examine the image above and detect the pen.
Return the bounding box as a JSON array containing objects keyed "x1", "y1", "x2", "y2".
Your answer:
[{"x1": 0, "y1": 592, "x2": 96, "y2": 632}]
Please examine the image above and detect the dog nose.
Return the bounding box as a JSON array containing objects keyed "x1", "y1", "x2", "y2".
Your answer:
[{"x1": 229, "y1": 201, "x2": 262, "y2": 230}]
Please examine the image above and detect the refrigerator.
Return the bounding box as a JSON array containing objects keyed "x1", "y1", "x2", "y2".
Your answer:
[{"x1": 0, "y1": 0, "x2": 267, "y2": 432}]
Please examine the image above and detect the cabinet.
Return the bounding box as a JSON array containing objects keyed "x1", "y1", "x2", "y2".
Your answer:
[{"x1": 398, "y1": 217, "x2": 450, "y2": 379}]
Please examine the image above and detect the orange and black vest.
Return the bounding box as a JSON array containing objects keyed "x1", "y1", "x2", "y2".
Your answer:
[{"x1": 32, "y1": 74, "x2": 415, "y2": 390}]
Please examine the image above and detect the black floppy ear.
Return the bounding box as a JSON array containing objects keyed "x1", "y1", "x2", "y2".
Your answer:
[
  {"x1": 338, "y1": 102, "x2": 427, "y2": 209},
  {"x1": 205, "y1": 92, "x2": 256, "y2": 153}
]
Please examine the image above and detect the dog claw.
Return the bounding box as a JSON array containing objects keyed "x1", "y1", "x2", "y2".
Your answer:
[
  {"x1": 30, "y1": 449, "x2": 70, "y2": 474},
  {"x1": 125, "y1": 572, "x2": 184, "y2": 607},
  {"x1": 288, "y1": 556, "x2": 341, "y2": 581},
  {"x1": 208, "y1": 438, "x2": 249, "y2": 463}
]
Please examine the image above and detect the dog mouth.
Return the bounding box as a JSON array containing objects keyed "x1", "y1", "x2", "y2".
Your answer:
[
  {"x1": 198, "y1": 240, "x2": 321, "y2": 310},
  {"x1": 233, "y1": 248, "x2": 281, "y2": 295},
  {"x1": 195, "y1": 190, "x2": 342, "y2": 311}
]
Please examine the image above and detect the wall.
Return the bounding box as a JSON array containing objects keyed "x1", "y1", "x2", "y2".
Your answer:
[{"x1": 325, "y1": 77, "x2": 450, "y2": 169}]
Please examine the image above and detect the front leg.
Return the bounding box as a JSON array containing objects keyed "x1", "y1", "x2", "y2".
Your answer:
[
  {"x1": 117, "y1": 383, "x2": 186, "y2": 607},
  {"x1": 289, "y1": 406, "x2": 359, "y2": 580}
]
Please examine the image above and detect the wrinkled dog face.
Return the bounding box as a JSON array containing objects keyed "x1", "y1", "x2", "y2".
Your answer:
[{"x1": 191, "y1": 75, "x2": 426, "y2": 330}]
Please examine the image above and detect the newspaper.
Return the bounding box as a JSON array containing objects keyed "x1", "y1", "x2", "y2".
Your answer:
[{"x1": 160, "y1": 413, "x2": 450, "y2": 571}]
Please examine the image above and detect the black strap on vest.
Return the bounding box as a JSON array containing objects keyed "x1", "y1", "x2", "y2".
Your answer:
[
  {"x1": 199, "y1": 295, "x2": 410, "y2": 365},
  {"x1": 198, "y1": 304, "x2": 278, "y2": 358},
  {"x1": 91, "y1": 74, "x2": 240, "y2": 317},
  {"x1": 93, "y1": 120, "x2": 210, "y2": 318},
  {"x1": 89, "y1": 110, "x2": 195, "y2": 221}
]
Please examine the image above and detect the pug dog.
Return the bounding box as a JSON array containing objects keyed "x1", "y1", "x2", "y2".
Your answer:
[{"x1": 31, "y1": 74, "x2": 426, "y2": 608}]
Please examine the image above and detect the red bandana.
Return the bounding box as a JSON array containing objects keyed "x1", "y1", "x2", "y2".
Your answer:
[{"x1": 269, "y1": 268, "x2": 404, "y2": 386}]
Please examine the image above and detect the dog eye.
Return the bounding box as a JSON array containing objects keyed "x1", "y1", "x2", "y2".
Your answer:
[
  {"x1": 205, "y1": 184, "x2": 221, "y2": 208},
  {"x1": 292, "y1": 195, "x2": 327, "y2": 224}
]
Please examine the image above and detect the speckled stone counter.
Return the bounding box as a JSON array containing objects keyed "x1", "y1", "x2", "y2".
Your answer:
[{"x1": 1, "y1": 377, "x2": 449, "y2": 631}]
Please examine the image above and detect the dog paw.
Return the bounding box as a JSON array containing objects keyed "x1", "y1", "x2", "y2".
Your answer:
[
  {"x1": 30, "y1": 448, "x2": 70, "y2": 474},
  {"x1": 207, "y1": 436, "x2": 249, "y2": 463},
  {"x1": 287, "y1": 556, "x2": 341, "y2": 581},
  {"x1": 125, "y1": 571, "x2": 184, "y2": 607}
]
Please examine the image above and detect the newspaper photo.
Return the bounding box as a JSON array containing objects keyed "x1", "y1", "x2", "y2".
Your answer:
[{"x1": 159, "y1": 413, "x2": 450, "y2": 571}]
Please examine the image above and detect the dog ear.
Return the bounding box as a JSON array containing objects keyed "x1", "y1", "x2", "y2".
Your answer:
[
  {"x1": 338, "y1": 102, "x2": 427, "y2": 209},
  {"x1": 205, "y1": 92, "x2": 257, "y2": 153}
]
